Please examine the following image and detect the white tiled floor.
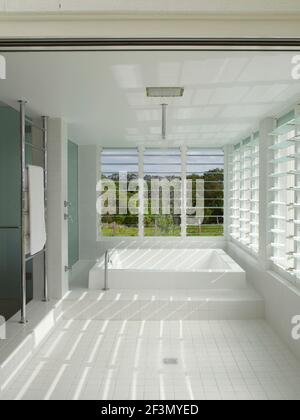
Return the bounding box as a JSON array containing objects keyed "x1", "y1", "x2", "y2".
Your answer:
[{"x1": 1, "y1": 317, "x2": 300, "y2": 400}]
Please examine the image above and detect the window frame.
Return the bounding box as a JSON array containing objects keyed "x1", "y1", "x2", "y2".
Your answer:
[
  {"x1": 268, "y1": 110, "x2": 300, "y2": 287},
  {"x1": 98, "y1": 146, "x2": 225, "y2": 239},
  {"x1": 229, "y1": 133, "x2": 260, "y2": 254}
]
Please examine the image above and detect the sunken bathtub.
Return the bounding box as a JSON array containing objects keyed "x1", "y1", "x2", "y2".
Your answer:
[{"x1": 88, "y1": 249, "x2": 246, "y2": 290}]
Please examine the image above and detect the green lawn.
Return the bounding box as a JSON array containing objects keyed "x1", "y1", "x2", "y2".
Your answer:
[
  {"x1": 144, "y1": 227, "x2": 181, "y2": 236},
  {"x1": 101, "y1": 224, "x2": 223, "y2": 237},
  {"x1": 187, "y1": 224, "x2": 224, "y2": 236},
  {"x1": 101, "y1": 226, "x2": 139, "y2": 237}
]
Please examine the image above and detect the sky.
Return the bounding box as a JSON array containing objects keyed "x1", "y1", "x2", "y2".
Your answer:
[{"x1": 101, "y1": 148, "x2": 224, "y2": 175}]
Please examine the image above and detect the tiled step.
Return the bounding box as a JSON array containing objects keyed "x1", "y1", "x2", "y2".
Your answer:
[
  {"x1": 62, "y1": 288, "x2": 264, "y2": 321},
  {"x1": 0, "y1": 300, "x2": 63, "y2": 395}
]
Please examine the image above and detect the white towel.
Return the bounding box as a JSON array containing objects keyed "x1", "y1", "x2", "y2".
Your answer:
[{"x1": 27, "y1": 165, "x2": 46, "y2": 255}]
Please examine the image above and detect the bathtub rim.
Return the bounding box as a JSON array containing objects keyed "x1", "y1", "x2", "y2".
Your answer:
[{"x1": 92, "y1": 248, "x2": 244, "y2": 274}]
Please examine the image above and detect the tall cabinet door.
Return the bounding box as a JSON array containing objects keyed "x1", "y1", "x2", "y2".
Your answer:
[{"x1": 0, "y1": 104, "x2": 22, "y2": 320}]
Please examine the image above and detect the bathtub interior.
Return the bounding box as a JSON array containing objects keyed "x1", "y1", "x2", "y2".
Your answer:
[{"x1": 94, "y1": 249, "x2": 238, "y2": 272}]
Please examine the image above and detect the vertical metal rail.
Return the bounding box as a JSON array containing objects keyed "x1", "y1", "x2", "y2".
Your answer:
[
  {"x1": 103, "y1": 250, "x2": 110, "y2": 291},
  {"x1": 19, "y1": 103, "x2": 49, "y2": 321},
  {"x1": 19, "y1": 100, "x2": 27, "y2": 324},
  {"x1": 180, "y1": 145, "x2": 187, "y2": 237},
  {"x1": 138, "y1": 146, "x2": 144, "y2": 238},
  {"x1": 42, "y1": 116, "x2": 49, "y2": 302},
  {"x1": 161, "y1": 103, "x2": 167, "y2": 140}
]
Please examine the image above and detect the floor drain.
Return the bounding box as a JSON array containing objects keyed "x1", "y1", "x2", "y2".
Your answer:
[{"x1": 163, "y1": 358, "x2": 178, "y2": 365}]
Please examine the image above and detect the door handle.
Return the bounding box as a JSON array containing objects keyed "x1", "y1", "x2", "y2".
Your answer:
[{"x1": 64, "y1": 213, "x2": 73, "y2": 223}]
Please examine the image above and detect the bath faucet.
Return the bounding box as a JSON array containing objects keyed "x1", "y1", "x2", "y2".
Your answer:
[{"x1": 103, "y1": 250, "x2": 111, "y2": 291}]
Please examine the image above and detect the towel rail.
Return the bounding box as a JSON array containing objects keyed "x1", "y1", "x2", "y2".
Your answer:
[
  {"x1": 25, "y1": 117, "x2": 46, "y2": 132},
  {"x1": 19, "y1": 100, "x2": 27, "y2": 324},
  {"x1": 25, "y1": 142, "x2": 45, "y2": 152},
  {"x1": 0, "y1": 226, "x2": 20, "y2": 229},
  {"x1": 42, "y1": 116, "x2": 49, "y2": 302},
  {"x1": 25, "y1": 248, "x2": 45, "y2": 262},
  {"x1": 19, "y1": 100, "x2": 49, "y2": 324}
]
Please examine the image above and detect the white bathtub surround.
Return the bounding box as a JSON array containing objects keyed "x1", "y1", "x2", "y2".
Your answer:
[
  {"x1": 27, "y1": 165, "x2": 47, "y2": 256},
  {"x1": 89, "y1": 249, "x2": 245, "y2": 290},
  {"x1": 62, "y1": 288, "x2": 264, "y2": 321},
  {"x1": 69, "y1": 260, "x2": 95, "y2": 289}
]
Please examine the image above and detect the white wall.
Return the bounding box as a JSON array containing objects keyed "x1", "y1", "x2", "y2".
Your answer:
[
  {"x1": 78, "y1": 145, "x2": 97, "y2": 261},
  {"x1": 47, "y1": 118, "x2": 69, "y2": 299}
]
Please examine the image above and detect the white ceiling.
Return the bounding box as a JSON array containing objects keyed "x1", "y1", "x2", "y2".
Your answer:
[{"x1": 0, "y1": 50, "x2": 300, "y2": 147}]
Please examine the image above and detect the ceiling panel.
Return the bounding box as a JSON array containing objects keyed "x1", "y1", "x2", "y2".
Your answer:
[{"x1": 0, "y1": 50, "x2": 299, "y2": 147}]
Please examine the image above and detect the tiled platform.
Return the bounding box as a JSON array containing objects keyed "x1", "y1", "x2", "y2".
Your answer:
[
  {"x1": 1, "y1": 318, "x2": 300, "y2": 400},
  {"x1": 0, "y1": 300, "x2": 62, "y2": 393},
  {"x1": 61, "y1": 288, "x2": 264, "y2": 321},
  {"x1": 0, "y1": 287, "x2": 300, "y2": 400}
]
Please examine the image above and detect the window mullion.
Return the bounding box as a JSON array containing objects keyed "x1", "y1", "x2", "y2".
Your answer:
[
  {"x1": 138, "y1": 146, "x2": 144, "y2": 238},
  {"x1": 181, "y1": 145, "x2": 187, "y2": 237}
]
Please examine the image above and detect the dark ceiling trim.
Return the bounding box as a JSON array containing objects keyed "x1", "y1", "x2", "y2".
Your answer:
[{"x1": 1, "y1": 37, "x2": 300, "y2": 48}]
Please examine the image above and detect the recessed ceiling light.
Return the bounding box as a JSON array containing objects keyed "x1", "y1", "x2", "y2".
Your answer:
[{"x1": 146, "y1": 87, "x2": 184, "y2": 98}]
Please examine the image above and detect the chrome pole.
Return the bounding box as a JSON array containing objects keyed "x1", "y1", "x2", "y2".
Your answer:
[
  {"x1": 161, "y1": 103, "x2": 167, "y2": 140},
  {"x1": 103, "y1": 250, "x2": 110, "y2": 291},
  {"x1": 19, "y1": 100, "x2": 27, "y2": 324},
  {"x1": 42, "y1": 116, "x2": 49, "y2": 302}
]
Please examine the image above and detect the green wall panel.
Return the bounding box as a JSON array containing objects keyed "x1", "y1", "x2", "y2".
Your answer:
[
  {"x1": 0, "y1": 104, "x2": 22, "y2": 320},
  {"x1": 68, "y1": 140, "x2": 79, "y2": 266},
  {"x1": 0, "y1": 105, "x2": 21, "y2": 227}
]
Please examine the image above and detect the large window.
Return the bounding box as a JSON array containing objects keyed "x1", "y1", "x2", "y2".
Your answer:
[
  {"x1": 186, "y1": 149, "x2": 224, "y2": 236},
  {"x1": 229, "y1": 134, "x2": 259, "y2": 252},
  {"x1": 98, "y1": 148, "x2": 224, "y2": 237},
  {"x1": 144, "y1": 149, "x2": 181, "y2": 236},
  {"x1": 269, "y1": 111, "x2": 300, "y2": 279},
  {"x1": 99, "y1": 148, "x2": 139, "y2": 236}
]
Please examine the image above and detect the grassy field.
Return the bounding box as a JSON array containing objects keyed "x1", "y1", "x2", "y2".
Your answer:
[
  {"x1": 187, "y1": 224, "x2": 224, "y2": 236},
  {"x1": 101, "y1": 224, "x2": 223, "y2": 237},
  {"x1": 101, "y1": 226, "x2": 139, "y2": 237}
]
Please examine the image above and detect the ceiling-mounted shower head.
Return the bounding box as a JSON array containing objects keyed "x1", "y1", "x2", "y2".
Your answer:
[{"x1": 146, "y1": 87, "x2": 184, "y2": 97}]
